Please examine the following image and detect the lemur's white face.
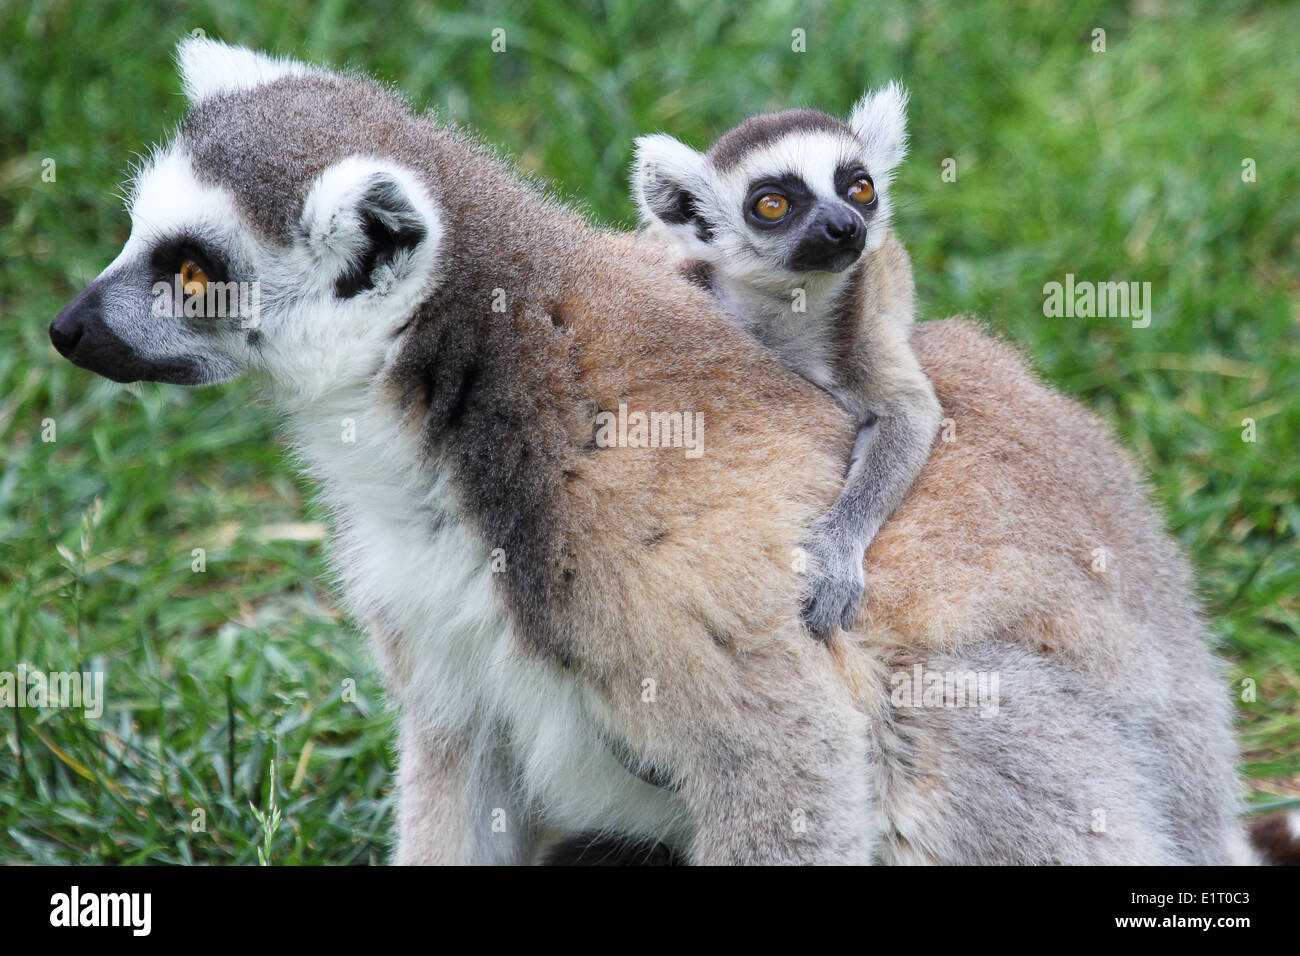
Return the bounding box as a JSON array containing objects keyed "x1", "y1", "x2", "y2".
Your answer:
[
  {"x1": 48, "y1": 40, "x2": 445, "y2": 402},
  {"x1": 634, "y1": 84, "x2": 908, "y2": 296}
]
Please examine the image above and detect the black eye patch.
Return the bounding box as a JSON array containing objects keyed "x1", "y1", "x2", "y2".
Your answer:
[
  {"x1": 745, "y1": 173, "x2": 812, "y2": 203},
  {"x1": 833, "y1": 164, "x2": 872, "y2": 196},
  {"x1": 744, "y1": 174, "x2": 813, "y2": 228},
  {"x1": 149, "y1": 236, "x2": 229, "y2": 284}
]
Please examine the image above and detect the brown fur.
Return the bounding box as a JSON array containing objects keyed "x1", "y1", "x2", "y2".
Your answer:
[{"x1": 862, "y1": 318, "x2": 1198, "y2": 672}]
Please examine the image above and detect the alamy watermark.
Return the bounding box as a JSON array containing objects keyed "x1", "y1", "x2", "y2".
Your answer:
[
  {"x1": 0, "y1": 665, "x2": 104, "y2": 718},
  {"x1": 152, "y1": 275, "x2": 261, "y2": 329},
  {"x1": 50, "y1": 886, "x2": 150, "y2": 936},
  {"x1": 890, "y1": 664, "x2": 1000, "y2": 718},
  {"x1": 1042, "y1": 273, "x2": 1151, "y2": 328},
  {"x1": 594, "y1": 402, "x2": 704, "y2": 459}
]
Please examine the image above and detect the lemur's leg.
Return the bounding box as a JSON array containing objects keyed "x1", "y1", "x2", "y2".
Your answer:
[
  {"x1": 803, "y1": 339, "x2": 941, "y2": 638},
  {"x1": 584, "y1": 625, "x2": 882, "y2": 864},
  {"x1": 682, "y1": 700, "x2": 879, "y2": 864},
  {"x1": 393, "y1": 712, "x2": 538, "y2": 865}
]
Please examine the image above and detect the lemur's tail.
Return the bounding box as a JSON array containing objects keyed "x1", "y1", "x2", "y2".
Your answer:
[{"x1": 1248, "y1": 809, "x2": 1300, "y2": 865}]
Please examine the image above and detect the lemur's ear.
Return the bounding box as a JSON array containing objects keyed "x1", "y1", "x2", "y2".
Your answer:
[
  {"x1": 176, "y1": 36, "x2": 310, "y2": 105},
  {"x1": 848, "y1": 82, "x2": 909, "y2": 174},
  {"x1": 632, "y1": 134, "x2": 716, "y2": 243},
  {"x1": 301, "y1": 158, "x2": 443, "y2": 299}
]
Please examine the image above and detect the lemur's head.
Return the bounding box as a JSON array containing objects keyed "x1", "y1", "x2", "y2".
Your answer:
[
  {"x1": 633, "y1": 84, "x2": 908, "y2": 293},
  {"x1": 49, "y1": 39, "x2": 446, "y2": 400}
]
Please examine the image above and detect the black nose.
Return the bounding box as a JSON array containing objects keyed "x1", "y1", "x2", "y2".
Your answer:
[
  {"x1": 822, "y1": 210, "x2": 862, "y2": 247},
  {"x1": 49, "y1": 286, "x2": 99, "y2": 361},
  {"x1": 49, "y1": 311, "x2": 85, "y2": 358}
]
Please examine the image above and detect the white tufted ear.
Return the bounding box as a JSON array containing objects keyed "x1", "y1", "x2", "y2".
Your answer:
[
  {"x1": 848, "y1": 81, "x2": 910, "y2": 175},
  {"x1": 632, "y1": 133, "x2": 720, "y2": 248},
  {"x1": 301, "y1": 157, "x2": 444, "y2": 299},
  {"x1": 175, "y1": 36, "x2": 312, "y2": 105}
]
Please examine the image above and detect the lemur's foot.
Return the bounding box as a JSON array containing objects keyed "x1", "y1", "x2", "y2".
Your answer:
[{"x1": 800, "y1": 532, "x2": 866, "y2": 640}]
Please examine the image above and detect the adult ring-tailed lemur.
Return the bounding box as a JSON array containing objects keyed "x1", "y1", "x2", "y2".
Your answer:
[{"x1": 48, "y1": 39, "x2": 1262, "y2": 865}]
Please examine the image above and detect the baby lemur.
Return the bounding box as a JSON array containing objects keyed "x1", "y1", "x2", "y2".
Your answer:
[{"x1": 633, "y1": 84, "x2": 941, "y2": 638}]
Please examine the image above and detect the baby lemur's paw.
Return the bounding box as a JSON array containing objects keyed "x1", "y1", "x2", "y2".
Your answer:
[{"x1": 800, "y1": 531, "x2": 866, "y2": 641}]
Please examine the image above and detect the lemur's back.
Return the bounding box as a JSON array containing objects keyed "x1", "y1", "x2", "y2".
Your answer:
[{"x1": 858, "y1": 319, "x2": 1249, "y2": 863}]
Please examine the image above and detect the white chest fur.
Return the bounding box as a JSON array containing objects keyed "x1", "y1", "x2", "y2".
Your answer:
[
  {"x1": 287, "y1": 392, "x2": 680, "y2": 841},
  {"x1": 714, "y1": 275, "x2": 843, "y2": 395}
]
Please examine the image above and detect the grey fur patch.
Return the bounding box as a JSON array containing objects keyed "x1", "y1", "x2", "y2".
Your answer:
[
  {"x1": 707, "y1": 109, "x2": 851, "y2": 169},
  {"x1": 181, "y1": 73, "x2": 430, "y2": 242}
]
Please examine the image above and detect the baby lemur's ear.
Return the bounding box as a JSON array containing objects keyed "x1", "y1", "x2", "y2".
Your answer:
[
  {"x1": 849, "y1": 82, "x2": 909, "y2": 175},
  {"x1": 632, "y1": 134, "x2": 716, "y2": 245}
]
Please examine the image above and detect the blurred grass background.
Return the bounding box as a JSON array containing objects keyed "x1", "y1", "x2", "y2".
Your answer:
[{"x1": 1, "y1": 0, "x2": 1296, "y2": 863}]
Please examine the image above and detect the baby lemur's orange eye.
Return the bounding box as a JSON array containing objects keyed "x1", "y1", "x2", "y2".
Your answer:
[
  {"x1": 753, "y1": 194, "x2": 790, "y2": 220},
  {"x1": 847, "y1": 177, "x2": 875, "y2": 205},
  {"x1": 180, "y1": 259, "x2": 210, "y2": 297}
]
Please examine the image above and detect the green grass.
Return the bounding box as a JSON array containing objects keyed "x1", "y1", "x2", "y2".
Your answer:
[{"x1": 2, "y1": 0, "x2": 1297, "y2": 863}]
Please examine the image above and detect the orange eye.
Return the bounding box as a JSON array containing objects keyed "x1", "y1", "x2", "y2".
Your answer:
[
  {"x1": 848, "y1": 177, "x2": 875, "y2": 205},
  {"x1": 753, "y1": 193, "x2": 790, "y2": 220},
  {"x1": 180, "y1": 259, "x2": 209, "y2": 297}
]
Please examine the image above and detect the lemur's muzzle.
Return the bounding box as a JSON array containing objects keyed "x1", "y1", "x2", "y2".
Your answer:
[
  {"x1": 50, "y1": 281, "x2": 202, "y2": 384},
  {"x1": 788, "y1": 205, "x2": 867, "y2": 273}
]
